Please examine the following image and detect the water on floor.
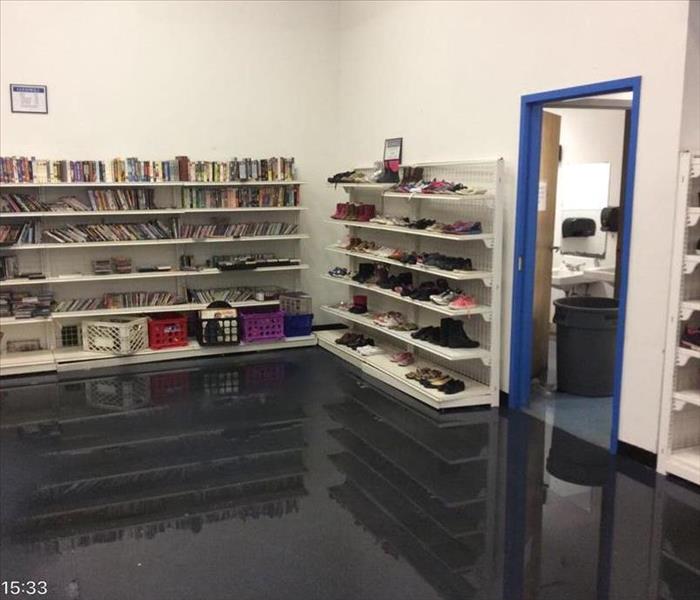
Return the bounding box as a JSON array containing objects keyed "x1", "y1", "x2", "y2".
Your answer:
[
  {"x1": 0, "y1": 347, "x2": 697, "y2": 600},
  {"x1": 523, "y1": 337, "x2": 613, "y2": 449}
]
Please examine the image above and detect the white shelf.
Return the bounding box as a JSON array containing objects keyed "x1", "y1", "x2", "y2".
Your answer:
[
  {"x1": 320, "y1": 274, "x2": 491, "y2": 318},
  {"x1": 673, "y1": 389, "x2": 700, "y2": 408},
  {"x1": 660, "y1": 152, "x2": 700, "y2": 486},
  {"x1": 0, "y1": 335, "x2": 316, "y2": 376},
  {"x1": 338, "y1": 183, "x2": 394, "y2": 191},
  {"x1": 51, "y1": 300, "x2": 280, "y2": 319},
  {"x1": 684, "y1": 255, "x2": 700, "y2": 274},
  {"x1": 677, "y1": 346, "x2": 700, "y2": 366},
  {"x1": 0, "y1": 316, "x2": 52, "y2": 326},
  {"x1": 0, "y1": 180, "x2": 304, "y2": 188},
  {"x1": 4, "y1": 234, "x2": 309, "y2": 250},
  {"x1": 0, "y1": 207, "x2": 306, "y2": 218},
  {"x1": 0, "y1": 349, "x2": 55, "y2": 376},
  {"x1": 687, "y1": 207, "x2": 700, "y2": 227},
  {"x1": 320, "y1": 305, "x2": 489, "y2": 363},
  {"x1": 53, "y1": 335, "x2": 316, "y2": 371},
  {"x1": 325, "y1": 219, "x2": 494, "y2": 244},
  {"x1": 326, "y1": 245, "x2": 491, "y2": 282},
  {"x1": 316, "y1": 330, "x2": 491, "y2": 409},
  {"x1": 0, "y1": 265, "x2": 309, "y2": 287},
  {"x1": 665, "y1": 446, "x2": 700, "y2": 486},
  {"x1": 383, "y1": 191, "x2": 495, "y2": 202},
  {"x1": 681, "y1": 300, "x2": 700, "y2": 320}
]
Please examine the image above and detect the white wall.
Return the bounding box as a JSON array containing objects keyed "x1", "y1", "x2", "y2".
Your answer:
[
  {"x1": 0, "y1": 0, "x2": 342, "y2": 317},
  {"x1": 336, "y1": 0, "x2": 691, "y2": 452}
]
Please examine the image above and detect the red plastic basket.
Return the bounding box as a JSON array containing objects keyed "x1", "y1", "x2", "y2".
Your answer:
[
  {"x1": 239, "y1": 309, "x2": 285, "y2": 342},
  {"x1": 148, "y1": 313, "x2": 189, "y2": 350}
]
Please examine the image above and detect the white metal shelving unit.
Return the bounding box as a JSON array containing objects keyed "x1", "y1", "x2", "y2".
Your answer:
[
  {"x1": 319, "y1": 159, "x2": 503, "y2": 409},
  {"x1": 0, "y1": 178, "x2": 315, "y2": 375},
  {"x1": 659, "y1": 151, "x2": 700, "y2": 486}
]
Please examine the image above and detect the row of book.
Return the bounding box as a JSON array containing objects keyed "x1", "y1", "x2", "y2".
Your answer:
[
  {"x1": 175, "y1": 222, "x2": 298, "y2": 239},
  {"x1": 53, "y1": 292, "x2": 177, "y2": 313},
  {"x1": 1, "y1": 155, "x2": 296, "y2": 184},
  {"x1": 0, "y1": 223, "x2": 40, "y2": 245},
  {"x1": 0, "y1": 290, "x2": 54, "y2": 318},
  {"x1": 42, "y1": 221, "x2": 174, "y2": 244},
  {"x1": 1, "y1": 191, "x2": 157, "y2": 213},
  {"x1": 186, "y1": 287, "x2": 267, "y2": 304},
  {"x1": 0, "y1": 255, "x2": 19, "y2": 280},
  {"x1": 181, "y1": 186, "x2": 299, "y2": 208}
]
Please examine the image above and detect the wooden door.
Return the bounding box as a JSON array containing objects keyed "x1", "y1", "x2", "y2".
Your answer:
[{"x1": 531, "y1": 111, "x2": 561, "y2": 380}]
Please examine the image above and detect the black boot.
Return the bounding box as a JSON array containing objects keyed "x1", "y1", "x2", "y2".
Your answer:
[
  {"x1": 352, "y1": 263, "x2": 375, "y2": 283},
  {"x1": 439, "y1": 318, "x2": 451, "y2": 347},
  {"x1": 447, "y1": 320, "x2": 479, "y2": 349}
]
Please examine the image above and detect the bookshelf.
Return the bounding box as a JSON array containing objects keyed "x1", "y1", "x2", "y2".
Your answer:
[{"x1": 0, "y1": 171, "x2": 315, "y2": 375}]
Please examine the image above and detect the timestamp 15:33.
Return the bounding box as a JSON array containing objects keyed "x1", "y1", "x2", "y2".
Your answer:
[{"x1": 1, "y1": 581, "x2": 48, "y2": 596}]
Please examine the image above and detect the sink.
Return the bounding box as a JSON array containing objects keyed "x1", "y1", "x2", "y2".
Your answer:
[
  {"x1": 551, "y1": 268, "x2": 586, "y2": 289},
  {"x1": 584, "y1": 266, "x2": 615, "y2": 284}
]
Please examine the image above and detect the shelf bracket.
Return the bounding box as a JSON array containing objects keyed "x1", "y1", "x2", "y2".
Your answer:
[
  {"x1": 672, "y1": 399, "x2": 687, "y2": 412},
  {"x1": 680, "y1": 307, "x2": 693, "y2": 321},
  {"x1": 677, "y1": 353, "x2": 690, "y2": 367},
  {"x1": 480, "y1": 355, "x2": 491, "y2": 367},
  {"x1": 684, "y1": 260, "x2": 699, "y2": 275},
  {"x1": 687, "y1": 212, "x2": 700, "y2": 228},
  {"x1": 482, "y1": 238, "x2": 495, "y2": 249},
  {"x1": 482, "y1": 311, "x2": 493, "y2": 322},
  {"x1": 483, "y1": 277, "x2": 494, "y2": 288}
]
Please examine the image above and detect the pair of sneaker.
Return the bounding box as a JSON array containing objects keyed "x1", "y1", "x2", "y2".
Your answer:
[
  {"x1": 430, "y1": 290, "x2": 476, "y2": 309},
  {"x1": 390, "y1": 351, "x2": 415, "y2": 366}
]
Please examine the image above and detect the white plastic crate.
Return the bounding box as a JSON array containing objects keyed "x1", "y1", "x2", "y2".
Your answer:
[
  {"x1": 82, "y1": 316, "x2": 148, "y2": 355},
  {"x1": 279, "y1": 292, "x2": 312, "y2": 315},
  {"x1": 86, "y1": 375, "x2": 151, "y2": 410}
]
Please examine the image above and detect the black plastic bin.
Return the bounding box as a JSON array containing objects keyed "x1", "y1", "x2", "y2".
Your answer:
[{"x1": 553, "y1": 297, "x2": 618, "y2": 397}]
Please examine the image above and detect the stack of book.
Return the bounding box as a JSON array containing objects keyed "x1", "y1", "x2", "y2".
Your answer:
[
  {"x1": 92, "y1": 260, "x2": 113, "y2": 275},
  {"x1": 87, "y1": 189, "x2": 156, "y2": 210},
  {"x1": 53, "y1": 291, "x2": 177, "y2": 313},
  {"x1": 1, "y1": 155, "x2": 296, "y2": 184},
  {"x1": 45, "y1": 196, "x2": 91, "y2": 212},
  {"x1": 0, "y1": 193, "x2": 43, "y2": 212},
  {"x1": 113, "y1": 257, "x2": 133, "y2": 274},
  {"x1": 42, "y1": 221, "x2": 175, "y2": 243},
  {"x1": 0, "y1": 223, "x2": 40, "y2": 245},
  {"x1": 0, "y1": 290, "x2": 54, "y2": 318},
  {"x1": 177, "y1": 222, "x2": 298, "y2": 239},
  {"x1": 0, "y1": 255, "x2": 18, "y2": 280},
  {"x1": 181, "y1": 186, "x2": 299, "y2": 208},
  {"x1": 187, "y1": 287, "x2": 261, "y2": 304}
]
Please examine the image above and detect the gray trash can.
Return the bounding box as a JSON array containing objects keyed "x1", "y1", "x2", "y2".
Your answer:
[{"x1": 553, "y1": 297, "x2": 618, "y2": 397}]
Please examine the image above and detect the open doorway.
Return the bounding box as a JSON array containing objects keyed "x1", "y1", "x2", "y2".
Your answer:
[{"x1": 509, "y1": 78, "x2": 641, "y2": 452}]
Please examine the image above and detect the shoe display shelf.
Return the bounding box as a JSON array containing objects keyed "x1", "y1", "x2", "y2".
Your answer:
[
  {"x1": 659, "y1": 151, "x2": 700, "y2": 486},
  {"x1": 0, "y1": 179, "x2": 314, "y2": 376},
  {"x1": 321, "y1": 159, "x2": 503, "y2": 409}
]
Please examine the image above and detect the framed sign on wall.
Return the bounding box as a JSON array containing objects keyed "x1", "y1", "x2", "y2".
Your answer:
[{"x1": 9, "y1": 84, "x2": 48, "y2": 114}]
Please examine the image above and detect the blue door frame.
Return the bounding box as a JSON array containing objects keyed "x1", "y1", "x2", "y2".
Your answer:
[{"x1": 509, "y1": 77, "x2": 642, "y2": 453}]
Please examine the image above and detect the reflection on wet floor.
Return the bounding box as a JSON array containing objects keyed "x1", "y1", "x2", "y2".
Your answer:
[{"x1": 0, "y1": 347, "x2": 698, "y2": 600}]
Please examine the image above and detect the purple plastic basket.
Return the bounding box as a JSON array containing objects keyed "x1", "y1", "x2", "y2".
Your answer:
[{"x1": 239, "y1": 309, "x2": 285, "y2": 342}]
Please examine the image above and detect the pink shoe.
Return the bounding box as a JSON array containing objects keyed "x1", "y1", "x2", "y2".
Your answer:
[
  {"x1": 448, "y1": 295, "x2": 477, "y2": 310},
  {"x1": 397, "y1": 352, "x2": 415, "y2": 367}
]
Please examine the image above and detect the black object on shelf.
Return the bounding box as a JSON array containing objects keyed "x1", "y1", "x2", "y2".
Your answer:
[
  {"x1": 562, "y1": 217, "x2": 596, "y2": 238},
  {"x1": 600, "y1": 207, "x2": 619, "y2": 232},
  {"x1": 197, "y1": 301, "x2": 239, "y2": 346}
]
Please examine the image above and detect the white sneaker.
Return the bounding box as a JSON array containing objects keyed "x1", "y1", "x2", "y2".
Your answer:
[
  {"x1": 356, "y1": 344, "x2": 384, "y2": 356},
  {"x1": 430, "y1": 291, "x2": 457, "y2": 305}
]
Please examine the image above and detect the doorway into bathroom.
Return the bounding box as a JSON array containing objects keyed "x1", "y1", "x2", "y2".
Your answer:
[{"x1": 509, "y1": 78, "x2": 641, "y2": 452}]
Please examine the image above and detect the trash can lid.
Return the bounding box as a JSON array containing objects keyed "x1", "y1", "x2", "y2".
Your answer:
[{"x1": 554, "y1": 297, "x2": 618, "y2": 311}]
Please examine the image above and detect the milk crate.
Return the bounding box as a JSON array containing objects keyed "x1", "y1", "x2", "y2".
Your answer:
[
  {"x1": 283, "y1": 314, "x2": 313, "y2": 337},
  {"x1": 279, "y1": 292, "x2": 312, "y2": 315},
  {"x1": 148, "y1": 313, "x2": 189, "y2": 350},
  {"x1": 239, "y1": 308, "x2": 284, "y2": 342},
  {"x1": 82, "y1": 317, "x2": 148, "y2": 355},
  {"x1": 198, "y1": 303, "x2": 239, "y2": 346}
]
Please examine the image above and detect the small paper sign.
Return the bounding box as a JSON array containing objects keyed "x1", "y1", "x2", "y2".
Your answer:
[{"x1": 10, "y1": 84, "x2": 48, "y2": 114}]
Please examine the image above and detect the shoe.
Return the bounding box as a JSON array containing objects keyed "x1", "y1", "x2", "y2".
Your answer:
[
  {"x1": 336, "y1": 332, "x2": 358, "y2": 346},
  {"x1": 352, "y1": 263, "x2": 375, "y2": 283},
  {"x1": 442, "y1": 318, "x2": 480, "y2": 348},
  {"x1": 328, "y1": 267, "x2": 349, "y2": 278},
  {"x1": 439, "y1": 379, "x2": 465, "y2": 394},
  {"x1": 448, "y1": 295, "x2": 477, "y2": 310},
  {"x1": 681, "y1": 326, "x2": 700, "y2": 350},
  {"x1": 356, "y1": 344, "x2": 383, "y2": 356},
  {"x1": 348, "y1": 295, "x2": 368, "y2": 314},
  {"x1": 430, "y1": 290, "x2": 457, "y2": 306},
  {"x1": 397, "y1": 352, "x2": 415, "y2": 366},
  {"x1": 328, "y1": 171, "x2": 354, "y2": 184}
]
